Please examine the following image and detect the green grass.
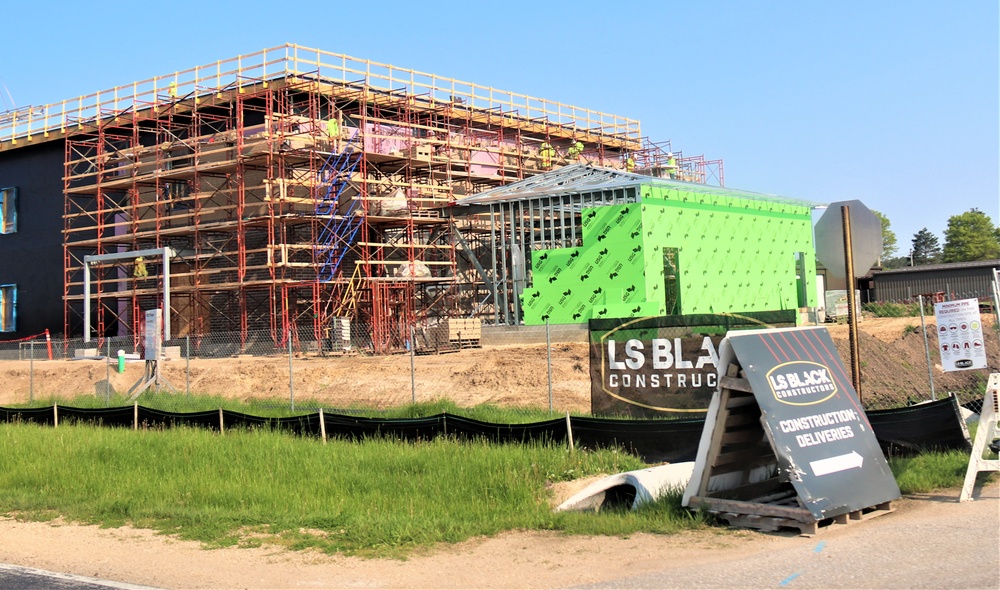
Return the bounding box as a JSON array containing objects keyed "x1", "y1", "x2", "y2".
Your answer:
[
  {"x1": 0, "y1": 423, "x2": 710, "y2": 557},
  {"x1": 11, "y1": 392, "x2": 319, "y2": 418},
  {"x1": 887, "y1": 422, "x2": 997, "y2": 494},
  {"x1": 1, "y1": 397, "x2": 988, "y2": 556},
  {"x1": 888, "y1": 449, "x2": 972, "y2": 494},
  {"x1": 6, "y1": 394, "x2": 690, "y2": 424},
  {"x1": 862, "y1": 301, "x2": 931, "y2": 318}
]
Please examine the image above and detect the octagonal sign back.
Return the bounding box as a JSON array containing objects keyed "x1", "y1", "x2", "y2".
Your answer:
[{"x1": 814, "y1": 200, "x2": 882, "y2": 278}]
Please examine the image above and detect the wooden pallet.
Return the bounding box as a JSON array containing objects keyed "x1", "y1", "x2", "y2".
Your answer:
[
  {"x1": 687, "y1": 359, "x2": 895, "y2": 536},
  {"x1": 414, "y1": 339, "x2": 482, "y2": 355},
  {"x1": 693, "y1": 495, "x2": 894, "y2": 535}
]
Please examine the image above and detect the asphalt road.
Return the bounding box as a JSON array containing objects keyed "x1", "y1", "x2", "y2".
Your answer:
[
  {"x1": 0, "y1": 564, "x2": 159, "y2": 590},
  {"x1": 576, "y1": 481, "x2": 1000, "y2": 589}
]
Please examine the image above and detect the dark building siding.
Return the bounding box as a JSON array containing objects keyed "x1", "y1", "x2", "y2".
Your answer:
[
  {"x1": 0, "y1": 140, "x2": 66, "y2": 339},
  {"x1": 872, "y1": 263, "x2": 999, "y2": 302}
]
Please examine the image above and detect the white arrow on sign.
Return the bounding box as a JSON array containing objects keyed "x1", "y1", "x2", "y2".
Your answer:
[{"x1": 810, "y1": 451, "x2": 864, "y2": 476}]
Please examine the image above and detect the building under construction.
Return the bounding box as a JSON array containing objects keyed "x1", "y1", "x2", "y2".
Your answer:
[{"x1": 0, "y1": 44, "x2": 723, "y2": 352}]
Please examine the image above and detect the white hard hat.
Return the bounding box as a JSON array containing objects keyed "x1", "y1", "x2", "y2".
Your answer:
[{"x1": 666, "y1": 152, "x2": 673, "y2": 158}]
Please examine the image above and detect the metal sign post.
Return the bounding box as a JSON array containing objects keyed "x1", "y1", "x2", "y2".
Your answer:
[
  {"x1": 917, "y1": 295, "x2": 936, "y2": 400},
  {"x1": 815, "y1": 200, "x2": 881, "y2": 398},
  {"x1": 841, "y1": 205, "x2": 862, "y2": 397}
]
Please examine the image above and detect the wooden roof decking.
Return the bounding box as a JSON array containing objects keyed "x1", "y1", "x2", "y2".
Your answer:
[{"x1": 0, "y1": 44, "x2": 640, "y2": 153}]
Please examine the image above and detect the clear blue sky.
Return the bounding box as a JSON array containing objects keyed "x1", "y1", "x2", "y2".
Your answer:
[{"x1": 2, "y1": 0, "x2": 996, "y2": 255}]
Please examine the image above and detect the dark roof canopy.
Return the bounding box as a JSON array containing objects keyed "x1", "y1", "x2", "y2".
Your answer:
[
  {"x1": 874, "y1": 259, "x2": 1000, "y2": 275},
  {"x1": 457, "y1": 164, "x2": 821, "y2": 208}
]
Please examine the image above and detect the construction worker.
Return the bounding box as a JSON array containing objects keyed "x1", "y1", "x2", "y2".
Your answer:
[
  {"x1": 161, "y1": 183, "x2": 174, "y2": 212},
  {"x1": 666, "y1": 152, "x2": 678, "y2": 179},
  {"x1": 568, "y1": 139, "x2": 584, "y2": 162},
  {"x1": 539, "y1": 141, "x2": 555, "y2": 170},
  {"x1": 624, "y1": 153, "x2": 636, "y2": 173},
  {"x1": 133, "y1": 257, "x2": 148, "y2": 278},
  {"x1": 327, "y1": 115, "x2": 341, "y2": 153}
]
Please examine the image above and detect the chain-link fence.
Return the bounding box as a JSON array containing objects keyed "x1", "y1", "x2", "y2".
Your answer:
[
  {"x1": 0, "y1": 303, "x2": 995, "y2": 415},
  {"x1": 0, "y1": 323, "x2": 581, "y2": 415},
  {"x1": 851, "y1": 294, "x2": 997, "y2": 411}
]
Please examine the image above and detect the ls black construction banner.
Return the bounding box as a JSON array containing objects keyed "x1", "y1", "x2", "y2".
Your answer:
[
  {"x1": 588, "y1": 312, "x2": 795, "y2": 417},
  {"x1": 726, "y1": 327, "x2": 901, "y2": 520}
]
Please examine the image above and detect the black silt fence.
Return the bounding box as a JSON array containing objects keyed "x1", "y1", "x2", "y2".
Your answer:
[{"x1": 0, "y1": 398, "x2": 972, "y2": 463}]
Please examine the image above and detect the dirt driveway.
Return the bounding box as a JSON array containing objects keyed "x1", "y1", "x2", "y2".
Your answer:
[{"x1": 0, "y1": 480, "x2": 995, "y2": 589}]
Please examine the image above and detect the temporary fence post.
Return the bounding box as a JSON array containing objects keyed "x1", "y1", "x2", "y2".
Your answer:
[
  {"x1": 29, "y1": 341, "x2": 34, "y2": 403},
  {"x1": 565, "y1": 410, "x2": 574, "y2": 452},
  {"x1": 133, "y1": 402, "x2": 138, "y2": 431},
  {"x1": 53, "y1": 403, "x2": 58, "y2": 428},
  {"x1": 185, "y1": 335, "x2": 190, "y2": 397},
  {"x1": 918, "y1": 295, "x2": 936, "y2": 400},
  {"x1": 319, "y1": 408, "x2": 327, "y2": 444},
  {"x1": 546, "y1": 319, "x2": 553, "y2": 414},
  {"x1": 105, "y1": 339, "x2": 111, "y2": 405},
  {"x1": 219, "y1": 408, "x2": 225, "y2": 435},
  {"x1": 410, "y1": 325, "x2": 416, "y2": 404},
  {"x1": 288, "y1": 336, "x2": 295, "y2": 411}
]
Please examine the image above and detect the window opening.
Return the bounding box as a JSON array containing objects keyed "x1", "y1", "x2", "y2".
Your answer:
[
  {"x1": 0, "y1": 284, "x2": 16, "y2": 332},
  {"x1": 0, "y1": 187, "x2": 17, "y2": 234},
  {"x1": 663, "y1": 248, "x2": 681, "y2": 314}
]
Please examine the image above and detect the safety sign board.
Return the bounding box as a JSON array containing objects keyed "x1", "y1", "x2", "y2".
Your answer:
[
  {"x1": 588, "y1": 311, "x2": 796, "y2": 417},
  {"x1": 934, "y1": 298, "x2": 987, "y2": 372},
  {"x1": 685, "y1": 326, "x2": 900, "y2": 521}
]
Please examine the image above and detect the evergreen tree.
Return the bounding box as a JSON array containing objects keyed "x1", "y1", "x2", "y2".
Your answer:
[
  {"x1": 942, "y1": 208, "x2": 1000, "y2": 262},
  {"x1": 910, "y1": 228, "x2": 942, "y2": 265},
  {"x1": 881, "y1": 255, "x2": 911, "y2": 270}
]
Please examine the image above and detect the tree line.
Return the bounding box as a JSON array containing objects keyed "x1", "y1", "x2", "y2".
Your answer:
[{"x1": 873, "y1": 208, "x2": 1000, "y2": 270}]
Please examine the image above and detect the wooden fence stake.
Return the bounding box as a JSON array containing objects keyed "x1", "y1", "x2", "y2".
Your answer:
[
  {"x1": 565, "y1": 411, "x2": 574, "y2": 452},
  {"x1": 319, "y1": 408, "x2": 327, "y2": 444},
  {"x1": 219, "y1": 408, "x2": 224, "y2": 435}
]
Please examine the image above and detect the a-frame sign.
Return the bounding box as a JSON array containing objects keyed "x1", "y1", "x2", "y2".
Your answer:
[
  {"x1": 683, "y1": 326, "x2": 900, "y2": 534},
  {"x1": 959, "y1": 373, "x2": 999, "y2": 502}
]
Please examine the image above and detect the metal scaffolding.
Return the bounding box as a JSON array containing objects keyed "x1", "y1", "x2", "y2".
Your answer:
[{"x1": 39, "y1": 44, "x2": 721, "y2": 352}]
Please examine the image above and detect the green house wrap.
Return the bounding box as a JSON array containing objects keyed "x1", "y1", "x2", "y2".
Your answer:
[{"x1": 520, "y1": 182, "x2": 816, "y2": 325}]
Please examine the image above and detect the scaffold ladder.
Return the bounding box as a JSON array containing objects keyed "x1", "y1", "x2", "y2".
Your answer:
[{"x1": 315, "y1": 130, "x2": 363, "y2": 282}]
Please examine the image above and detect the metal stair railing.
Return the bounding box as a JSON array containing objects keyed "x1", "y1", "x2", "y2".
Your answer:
[{"x1": 315, "y1": 129, "x2": 364, "y2": 282}]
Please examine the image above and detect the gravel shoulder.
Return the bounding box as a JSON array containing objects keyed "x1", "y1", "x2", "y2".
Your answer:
[{"x1": 0, "y1": 480, "x2": 995, "y2": 589}]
